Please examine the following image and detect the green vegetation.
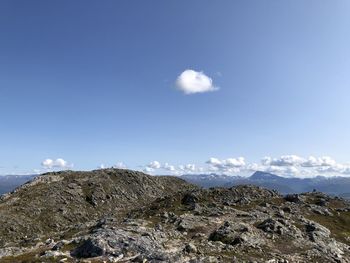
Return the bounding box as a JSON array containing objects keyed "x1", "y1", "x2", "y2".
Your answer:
[{"x1": 307, "y1": 211, "x2": 350, "y2": 245}]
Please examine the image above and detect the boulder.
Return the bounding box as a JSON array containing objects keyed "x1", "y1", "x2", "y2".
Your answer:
[
  {"x1": 257, "y1": 218, "x2": 284, "y2": 235},
  {"x1": 284, "y1": 194, "x2": 303, "y2": 203}
]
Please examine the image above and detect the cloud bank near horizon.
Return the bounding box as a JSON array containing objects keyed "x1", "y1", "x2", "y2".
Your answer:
[
  {"x1": 137, "y1": 155, "x2": 350, "y2": 178},
  {"x1": 32, "y1": 155, "x2": 350, "y2": 178}
]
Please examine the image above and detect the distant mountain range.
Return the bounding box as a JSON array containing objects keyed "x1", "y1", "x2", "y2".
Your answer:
[
  {"x1": 0, "y1": 174, "x2": 36, "y2": 195},
  {"x1": 180, "y1": 171, "x2": 350, "y2": 198}
]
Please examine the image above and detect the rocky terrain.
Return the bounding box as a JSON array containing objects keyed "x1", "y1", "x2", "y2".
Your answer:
[{"x1": 0, "y1": 169, "x2": 350, "y2": 262}]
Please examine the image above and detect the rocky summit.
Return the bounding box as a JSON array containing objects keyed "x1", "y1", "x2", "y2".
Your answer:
[{"x1": 0, "y1": 169, "x2": 350, "y2": 262}]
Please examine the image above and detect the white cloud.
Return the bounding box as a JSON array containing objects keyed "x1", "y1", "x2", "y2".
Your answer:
[
  {"x1": 262, "y1": 155, "x2": 338, "y2": 168},
  {"x1": 143, "y1": 167, "x2": 154, "y2": 173},
  {"x1": 114, "y1": 162, "x2": 127, "y2": 169},
  {"x1": 203, "y1": 155, "x2": 350, "y2": 177},
  {"x1": 302, "y1": 156, "x2": 336, "y2": 167},
  {"x1": 41, "y1": 158, "x2": 72, "y2": 169},
  {"x1": 88, "y1": 155, "x2": 350, "y2": 178},
  {"x1": 177, "y1": 164, "x2": 199, "y2": 174},
  {"x1": 176, "y1": 69, "x2": 219, "y2": 94},
  {"x1": 259, "y1": 155, "x2": 350, "y2": 177},
  {"x1": 206, "y1": 158, "x2": 222, "y2": 166},
  {"x1": 206, "y1": 157, "x2": 246, "y2": 174},
  {"x1": 245, "y1": 163, "x2": 263, "y2": 172},
  {"x1": 262, "y1": 155, "x2": 304, "y2": 166},
  {"x1": 147, "y1": 161, "x2": 161, "y2": 169},
  {"x1": 164, "y1": 163, "x2": 175, "y2": 171},
  {"x1": 316, "y1": 163, "x2": 350, "y2": 174},
  {"x1": 141, "y1": 161, "x2": 182, "y2": 175},
  {"x1": 207, "y1": 157, "x2": 245, "y2": 169},
  {"x1": 97, "y1": 162, "x2": 127, "y2": 170},
  {"x1": 142, "y1": 161, "x2": 162, "y2": 174},
  {"x1": 185, "y1": 164, "x2": 196, "y2": 171},
  {"x1": 225, "y1": 157, "x2": 246, "y2": 167}
]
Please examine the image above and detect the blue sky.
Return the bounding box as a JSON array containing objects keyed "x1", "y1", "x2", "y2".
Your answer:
[{"x1": 1, "y1": 1, "x2": 350, "y2": 177}]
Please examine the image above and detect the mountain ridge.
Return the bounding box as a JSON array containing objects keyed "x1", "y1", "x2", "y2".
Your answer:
[
  {"x1": 0, "y1": 169, "x2": 195, "y2": 248},
  {"x1": 180, "y1": 171, "x2": 350, "y2": 197}
]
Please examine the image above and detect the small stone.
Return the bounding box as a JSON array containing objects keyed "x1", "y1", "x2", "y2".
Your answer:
[
  {"x1": 185, "y1": 243, "x2": 197, "y2": 253},
  {"x1": 45, "y1": 238, "x2": 54, "y2": 245}
]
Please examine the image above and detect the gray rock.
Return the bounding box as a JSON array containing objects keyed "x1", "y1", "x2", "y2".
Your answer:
[
  {"x1": 284, "y1": 194, "x2": 303, "y2": 203},
  {"x1": 72, "y1": 238, "x2": 104, "y2": 258},
  {"x1": 185, "y1": 243, "x2": 197, "y2": 253},
  {"x1": 257, "y1": 218, "x2": 284, "y2": 235}
]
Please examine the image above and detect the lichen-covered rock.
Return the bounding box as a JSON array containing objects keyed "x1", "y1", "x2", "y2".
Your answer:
[{"x1": 209, "y1": 222, "x2": 263, "y2": 248}]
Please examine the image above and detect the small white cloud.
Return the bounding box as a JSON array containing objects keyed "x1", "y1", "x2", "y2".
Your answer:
[
  {"x1": 225, "y1": 157, "x2": 246, "y2": 168},
  {"x1": 41, "y1": 158, "x2": 72, "y2": 169},
  {"x1": 185, "y1": 164, "x2": 196, "y2": 171},
  {"x1": 262, "y1": 155, "x2": 304, "y2": 166},
  {"x1": 144, "y1": 167, "x2": 154, "y2": 173},
  {"x1": 206, "y1": 157, "x2": 222, "y2": 166},
  {"x1": 164, "y1": 163, "x2": 175, "y2": 171},
  {"x1": 177, "y1": 164, "x2": 198, "y2": 174},
  {"x1": 176, "y1": 69, "x2": 219, "y2": 94},
  {"x1": 99, "y1": 164, "x2": 106, "y2": 169},
  {"x1": 262, "y1": 155, "x2": 340, "y2": 169},
  {"x1": 145, "y1": 161, "x2": 162, "y2": 171},
  {"x1": 261, "y1": 157, "x2": 272, "y2": 166},
  {"x1": 302, "y1": 156, "x2": 336, "y2": 167},
  {"x1": 316, "y1": 163, "x2": 350, "y2": 174},
  {"x1": 207, "y1": 157, "x2": 245, "y2": 169},
  {"x1": 42, "y1": 159, "x2": 53, "y2": 168},
  {"x1": 114, "y1": 162, "x2": 127, "y2": 169},
  {"x1": 206, "y1": 157, "x2": 245, "y2": 174},
  {"x1": 148, "y1": 161, "x2": 161, "y2": 169},
  {"x1": 142, "y1": 161, "x2": 163, "y2": 174}
]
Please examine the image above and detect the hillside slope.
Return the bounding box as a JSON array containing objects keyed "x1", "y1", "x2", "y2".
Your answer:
[
  {"x1": 0, "y1": 169, "x2": 349, "y2": 262},
  {"x1": 0, "y1": 169, "x2": 195, "y2": 248}
]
